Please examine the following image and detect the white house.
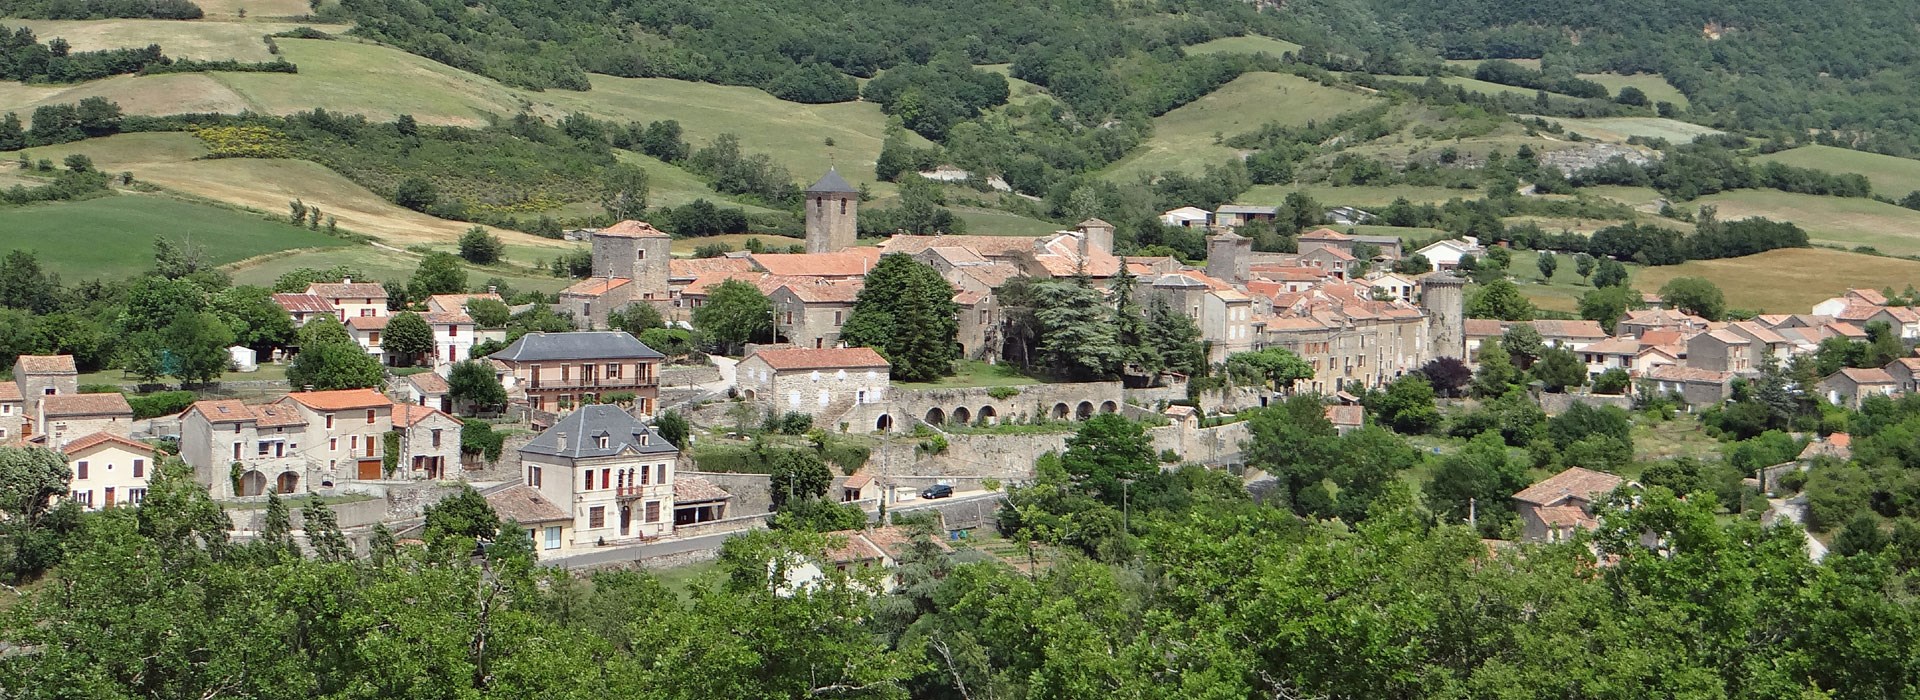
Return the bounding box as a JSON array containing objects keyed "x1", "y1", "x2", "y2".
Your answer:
[
  {"x1": 1414, "y1": 237, "x2": 1486, "y2": 272},
  {"x1": 1159, "y1": 206, "x2": 1212, "y2": 229},
  {"x1": 61, "y1": 432, "x2": 154, "y2": 511}
]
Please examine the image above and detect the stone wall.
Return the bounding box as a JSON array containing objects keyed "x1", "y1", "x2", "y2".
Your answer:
[
  {"x1": 864, "y1": 420, "x2": 1251, "y2": 483},
  {"x1": 884, "y1": 380, "x2": 1127, "y2": 431},
  {"x1": 680, "y1": 470, "x2": 775, "y2": 516},
  {"x1": 1539, "y1": 392, "x2": 1635, "y2": 415}
]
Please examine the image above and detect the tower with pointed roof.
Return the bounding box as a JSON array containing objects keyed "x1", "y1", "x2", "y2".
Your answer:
[{"x1": 805, "y1": 168, "x2": 859, "y2": 254}]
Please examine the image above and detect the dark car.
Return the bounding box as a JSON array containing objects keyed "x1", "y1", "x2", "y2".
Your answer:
[{"x1": 920, "y1": 483, "x2": 955, "y2": 500}]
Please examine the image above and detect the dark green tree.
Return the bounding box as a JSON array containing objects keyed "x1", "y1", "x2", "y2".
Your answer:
[
  {"x1": 839, "y1": 254, "x2": 958, "y2": 381},
  {"x1": 1370, "y1": 374, "x2": 1441, "y2": 434},
  {"x1": 383, "y1": 311, "x2": 434, "y2": 366},
  {"x1": 447, "y1": 360, "x2": 506, "y2": 414},
  {"x1": 456, "y1": 226, "x2": 504, "y2": 265},
  {"x1": 422, "y1": 485, "x2": 500, "y2": 547},
  {"x1": 692, "y1": 278, "x2": 772, "y2": 355},
  {"x1": 1659, "y1": 277, "x2": 1725, "y2": 321},
  {"x1": 410, "y1": 252, "x2": 467, "y2": 298}
]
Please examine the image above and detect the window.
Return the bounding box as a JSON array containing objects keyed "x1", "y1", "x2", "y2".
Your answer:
[
  {"x1": 588, "y1": 506, "x2": 605, "y2": 528},
  {"x1": 606, "y1": 363, "x2": 621, "y2": 378},
  {"x1": 645, "y1": 501, "x2": 660, "y2": 522},
  {"x1": 329, "y1": 438, "x2": 338, "y2": 451},
  {"x1": 431, "y1": 429, "x2": 443, "y2": 448},
  {"x1": 583, "y1": 470, "x2": 594, "y2": 490},
  {"x1": 544, "y1": 526, "x2": 561, "y2": 549},
  {"x1": 70, "y1": 490, "x2": 91, "y2": 508},
  {"x1": 447, "y1": 325, "x2": 458, "y2": 337},
  {"x1": 528, "y1": 465, "x2": 542, "y2": 487},
  {"x1": 640, "y1": 464, "x2": 650, "y2": 485},
  {"x1": 637, "y1": 249, "x2": 646, "y2": 260},
  {"x1": 75, "y1": 461, "x2": 88, "y2": 480},
  {"x1": 833, "y1": 311, "x2": 843, "y2": 325},
  {"x1": 369, "y1": 331, "x2": 381, "y2": 345},
  {"x1": 351, "y1": 436, "x2": 359, "y2": 452},
  {"x1": 655, "y1": 464, "x2": 666, "y2": 486},
  {"x1": 233, "y1": 443, "x2": 242, "y2": 460},
  {"x1": 601, "y1": 469, "x2": 610, "y2": 489},
  {"x1": 326, "y1": 414, "x2": 335, "y2": 430},
  {"x1": 366, "y1": 409, "x2": 376, "y2": 424},
  {"x1": 596, "y1": 435, "x2": 608, "y2": 449},
  {"x1": 133, "y1": 459, "x2": 144, "y2": 478},
  {"x1": 561, "y1": 365, "x2": 570, "y2": 381},
  {"x1": 839, "y1": 199, "x2": 847, "y2": 215},
  {"x1": 127, "y1": 488, "x2": 145, "y2": 505}
]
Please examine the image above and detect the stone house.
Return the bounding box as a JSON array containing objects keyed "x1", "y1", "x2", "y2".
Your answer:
[
  {"x1": 14, "y1": 355, "x2": 78, "y2": 434},
  {"x1": 1868, "y1": 306, "x2": 1920, "y2": 340},
  {"x1": 1212, "y1": 204, "x2": 1279, "y2": 229},
  {"x1": 1619, "y1": 308, "x2": 1708, "y2": 337},
  {"x1": 1724, "y1": 321, "x2": 1792, "y2": 368},
  {"x1": 1819, "y1": 367, "x2": 1899, "y2": 410},
  {"x1": 558, "y1": 277, "x2": 634, "y2": 330},
  {"x1": 1884, "y1": 357, "x2": 1920, "y2": 395},
  {"x1": 1298, "y1": 246, "x2": 1357, "y2": 280},
  {"x1": 488, "y1": 331, "x2": 664, "y2": 416},
  {"x1": 61, "y1": 432, "x2": 154, "y2": 511},
  {"x1": 180, "y1": 399, "x2": 308, "y2": 498},
  {"x1": 737, "y1": 347, "x2": 891, "y2": 427},
  {"x1": 270, "y1": 292, "x2": 335, "y2": 327},
  {"x1": 559, "y1": 220, "x2": 673, "y2": 328},
  {"x1": 1325, "y1": 405, "x2": 1364, "y2": 435},
  {"x1": 39, "y1": 393, "x2": 133, "y2": 450},
  {"x1": 1640, "y1": 365, "x2": 1733, "y2": 406},
  {"x1": 1686, "y1": 329, "x2": 1752, "y2": 375},
  {"x1": 1578, "y1": 337, "x2": 1640, "y2": 377},
  {"x1": 1527, "y1": 319, "x2": 1608, "y2": 349},
  {"x1": 487, "y1": 484, "x2": 575, "y2": 560},
  {"x1": 395, "y1": 404, "x2": 462, "y2": 480},
  {"x1": 304, "y1": 279, "x2": 388, "y2": 321},
  {"x1": 1352, "y1": 235, "x2": 1403, "y2": 260},
  {"x1": 1514, "y1": 467, "x2": 1626, "y2": 543},
  {"x1": 769, "y1": 279, "x2": 864, "y2": 350},
  {"x1": 1296, "y1": 228, "x2": 1355, "y2": 257},
  {"x1": 1368, "y1": 273, "x2": 1418, "y2": 303},
  {"x1": 0, "y1": 381, "x2": 22, "y2": 442},
  {"x1": 518, "y1": 405, "x2": 684, "y2": 545},
  {"x1": 401, "y1": 372, "x2": 451, "y2": 412},
  {"x1": 280, "y1": 389, "x2": 394, "y2": 484}
]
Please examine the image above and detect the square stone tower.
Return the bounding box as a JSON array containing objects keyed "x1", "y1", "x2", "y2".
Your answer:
[
  {"x1": 1205, "y1": 231, "x2": 1251, "y2": 285},
  {"x1": 591, "y1": 220, "x2": 672, "y2": 300},
  {"x1": 805, "y1": 168, "x2": 859, "y2": 254}
]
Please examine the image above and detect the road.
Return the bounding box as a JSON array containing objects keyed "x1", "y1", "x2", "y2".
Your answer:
[
  {"x1": 889, "y1": 489, "x2": 1000, "y2": 511},
  {"x1": 1768, "y1": 495, "x2": 1828, "y2": 562}
]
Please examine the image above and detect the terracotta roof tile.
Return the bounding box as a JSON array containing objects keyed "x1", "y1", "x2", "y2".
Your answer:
[
  {"x1": 394, "y1": 403, "x2": 456, "y2": 428},
  {"x1": 185, "y1": 399, "x2": 252, "y2": 423},
  {"x1": 1848, "y1": 288, "x2": 1888, "y2": 305},
  {"x1": 1324, "y1": 405, "x2": 1364, "y2": 426},
  {"x1": 485, "y1": 484, "x2": 570, "y2": 524},
  {"x1": 777, "y1": 279, "x2": 864, "y2": 304},
  {"x1": 1835, "y1": 367, "x2": 1896, "y2": 384},
  {"x1": 560, "y1": 277, "x2": 632, "y2": 297},
  {"x1": 1299, "y1": 228, "x2": 1351, "y2": 240},
  {"x1": 1514, "y1": 467, "x2": 1625, "y2": 506},
  {"x1": 1530, "y1": 319, "x2": 1608, "y2": 340},
  {"x1": 345, "y1": 316, "x2": 390, "y2": 331},
  {"x1": 283, "y1": 389, "x2": 392, "y2": 411},
  {"x1": 750, "y1": 249, "x2": 883, "y2": 277},
  {"x1": 748, "y1": 347, "x2": 890, "y2": 371},
  {"x1": 596, "y1": 220, "x2": 670, "y2": 238},
  {"x1": 673, "y1": 476, "x2": 732, "y2": 503},
  {"x1": 878, "y1": 234, "x2": 1044, "y2": 258},
  {"x1": 670, "y1": 256, "x2": 757, "y2": 280},
  {"x1": 406, "y1": 372, "x2": 450, "y2": 394},
  {"x1": 14, "y1": 355, "x2": 76, "y2": 375},
  {"x1": 858, "y1": 526, "x2": 949, "y2": 559},
  {"x1": 272, "y1": 293, "x2": 334, "y2": 314},
  {"x1": 41, "y1": 393, "x2": 131, "y2": 418},
  {"x1": 0, "y1": 381, "x2": 20, "y2": 402},
  {"x1": 1644, "y1": 365, "x2": 1731, "y2": 383},
  {"x1": 1581, "y1": 337, "x2": 1641, "y2": 355},
  {"x1": 61, "y1": 432, "x2": 153, "y2": 456},
  {"x1": 1465, "y1": 319, "x2": 1506, "y2": 337},
  {"x1": 306, "y1": 281, "x2": 387, "y2": 299},
  {"x1": 250, "y1": 403, "x2": 306, "y2": 428},
  {"x1": 425, "y1": 293, "x2": 503, "y2": 314}
]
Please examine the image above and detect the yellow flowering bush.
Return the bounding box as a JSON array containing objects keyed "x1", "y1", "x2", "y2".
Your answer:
[{"x1": 192, "y1": 125, "x2": 297, "y2": 159}]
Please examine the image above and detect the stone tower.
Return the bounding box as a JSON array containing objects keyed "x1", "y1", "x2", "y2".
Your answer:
[
  {"x1": 1205, "y1": 231, "x2": 1251, "y2": 285},
  {"x1": 1420, "y1": 273, "x2": 1468, "y2": 361},
  {"x1": 591, "y1": 220, "x2": 672, "y2": 300},
  {"x1": 804, "y1": 168, "x2": 859, "y2": 253},
  {"x1": 1075, "y1": 218, "x2": 1114, "y2": 257}
]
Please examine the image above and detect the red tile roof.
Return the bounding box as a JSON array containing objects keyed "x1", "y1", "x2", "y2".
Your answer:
[
  {"x1": 41, "y1": 393, "x2": 132, "y2": 418},
  {"x1": 1299, "y1": 228, "x2": 1351, "y2": 240},
  {"x1": 1644, "y1": 365, "x2": 1731, "y2": 383},
  {"x1": 1514, "y1": 467, "x2": 1625, "y2": 506},
  {"x1": 1324, "y1": 405, "x2": 1364, "y2": 426},
  {"x1": 345, "y1": 316, "x2": 390, "y2": 331},
  {"x1": 1530, "y1": 319, "x2": 1608, "y2": 340},
  {"x1": 61, "y1": 432, "x2": 154, "y2": 456},
  {"x1": 425, "y1": 293, "x2": 503, "y2": 313},
  {"x1": 776, "y1": 279, "x2": 864, "y2": 304},
  {"x1": 749, "y1": 347, "x2": 890, "y2": 371},
  {"x1": 283, "y1": 389, "x2": 392, "y2": 411},
  {"x1": 0, "y1": 381, "x2": 19, "y2": 402},
  {"x1": 185, "y1": 399, "x2": 252, "y2": 423},
  {"x1": 272, "y1": 293, "x2": 334, "y2": 314},
  {"x1": 485, "y1": 484, "x2": 570, "y2": 524},
  {"x1": 596, "y1": 220, "x2": 670, "y2": 238},
  {"x1": 560, "y1": 277, "x2": 631, "y2": 297},
  {"x1": 14, "y1": 355, "x2": 75, "y2": 374},
  {"x1": 670, "y1": 256, "x2": 756, "y2": 280},
  {"x1": 674, "y1": 476, "x2": 732, "y2": 503},
  {"x1": 406, "y1": 372, "x2": 449, "y2": 394},
  {"x1": 394, "y1": 403, "x2": 456, "y2": 428},
  {"x1": 1834, "y1": 367, "x2": 1896, "y2": 385},
  {"x1": 750, "y1": 249, "x2": 884, "y2": 277},
  {"x1": 251, "y1": 403, "x2": 307, "y2": 428},
  {"x1": 307, "y1": 281, "x2": 387, "y2": 299}
]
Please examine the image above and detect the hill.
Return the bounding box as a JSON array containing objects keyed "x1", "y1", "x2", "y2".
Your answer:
[
  {"x1": 1632, "y1": 248, "x2": 1920, "y2": 313},
  {"x1": 0, "y1": 194, "x2": 348, "y2": 280},
  {"x1": 1693, "y1": 190, "x2": 1920, "y2": 256},
  {"x1": 6, "y1": 19, "x2": 347, "y2": 61},
  {"x1": 1758, "y1": 145, "x2": 1920, "y2": 200},
  {"x1": 1185, "y1": 35, "x2": 1303, "y2": 58},
  {"x1": 1102, "y1": 72, "x2": 1380, "y2": 181}
]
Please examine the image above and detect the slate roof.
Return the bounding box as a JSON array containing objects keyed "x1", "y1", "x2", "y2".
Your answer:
[
  {"x1": 1514, "y1": 467, "x2": 1625, "y2": 506},
  {"x1": 61, "y1": 432, "x2": 153, "y2": 456},
  {"x1": 805, "y1": 168, "x2": 859, "y2": 194},
  {"x1": 596, "y1": 220, "x2": 670, "y2": 238},
  {"x1": 749, "y1": 347, "x2": 890, "y2": 371},
  {"x1": 41, "y1": 393, "x2": 132, "y2": 418},
  {"x1": 520, "y1": 404, "x2": 678, "y2": 460},
  {"x1": 14, "y1": 355, "x2": 76, "y2": 375},
  {"x1": 490, "y1": 332, "x2": 663, "y2": 362},
  {"x1": 485, "y1": 485, "x2": 571, "y2": 524}
]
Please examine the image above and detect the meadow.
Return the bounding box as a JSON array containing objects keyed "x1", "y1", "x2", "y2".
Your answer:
[
  {"x1": 1577, "y1": 73, "x2": 1689, "y2": 109},
  {"x1": 0, "y1": 194, "x2": 347, "y2": 280},
  {"x1": 5, "y1": 19, "x2": 347, "y2": 61},
  {"x1": 1101, "y1": 72, "x2": 1380, "y2": 181},
  {"x1": 1758, "y1": 145, "x2": 1920, "y2": 200},
  {"x1": 227, "y1": 246, "x2": 573, "y2": 293},
  {"x1": 1183, "y1": 35, "x2": 1304, "y2": 57},
  {"x1": 1244, "y1": 183, "x2": 1474, "y2": 208},
  {"x1": 1693, "y1": 190, "x2": 1920, "y2": 256},
  {"x1": 1531, "y1": 116, "x2": 1722, "y2": 144},
  {"x1": 1632, "y1": 248, "x2": 1920, "y2": 314}
]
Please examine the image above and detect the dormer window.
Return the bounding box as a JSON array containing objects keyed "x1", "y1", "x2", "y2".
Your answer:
[
  {"x1": 640, "y1": 433, "x2": 649, "y2": 446},
  {"x1": 596, "y1": 436, "x2": 608, "y2": 449}
]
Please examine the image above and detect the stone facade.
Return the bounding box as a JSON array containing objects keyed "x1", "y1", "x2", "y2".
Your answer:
[
  {"x1": 804, "y1": 169, "x2": 860, "y2": 254},
  {"x1": 736, "y1": 347, "x2": 891, "y2": 426}
]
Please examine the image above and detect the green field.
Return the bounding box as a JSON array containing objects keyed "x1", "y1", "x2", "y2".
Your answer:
[
  {"x1": 5, "y1": 19, "x2": 348, "y2": 61},
  {"x1": 951, "y1": 207, "x2": 1064, "y2": 236},
  {"x1": 0, "y1": 194, "x2": 348, "y2": 280},
  {"x1": 227, "y1": 245, "x2": 572, "y2": 293},
  {"x1": 1632, "y1": 248, "x2": 1920, "y2": 314},
  {"x1": 1758, "y1": 145, "x2": 1920, "y2": 199},
  {"x1": 1102, "y1": 72, "x2": 1379, "y2": 181},
  {"x1": 1582, "y1": 185, "x2": 1667, "y2": 210},
  {"x1": 668, "y1": 233, "x2": 803, "y2": 256},
  {"x1": 1372, "y1": 74, "x2": 1546, "y2": 100},
  {"x1": 1245, "y1": 184, "x2": 1474, "y2": 208},
  {"x1": 1578, "y1": 73, "x2": 1689, "y2": 109},
  {"x1": 1531, "y1": 116, "x2": 1722, "y2": 144},
  {"x1": 1505, "y1": 249, "x2": 1624, "y2": 313},
  {"x1": 1693, "y1": 190, "x2": 1920, "y2": 256},
  {"x1": 1345, "y1": 224, "x2": 1447, "y2": 240},
  {"x1": 1443, "y1": 58, "x2": 1541, "y2": 72},
  {"x1": 614, "y1": 151, "x2": 777, "y2": 214},
  {"x1": 1184, "y1": 35, "x2": 1303, "y2": 57}
]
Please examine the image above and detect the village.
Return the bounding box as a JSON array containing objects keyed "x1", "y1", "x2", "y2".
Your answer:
[{"x1": 8, "y1": 168, "x2": 1916, "y2": 579}]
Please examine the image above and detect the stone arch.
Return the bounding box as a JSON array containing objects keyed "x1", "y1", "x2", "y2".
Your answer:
[
  {"x1": 274, "y1": 471, "x2": 299, "y2": 495},
  {"x1": 1076, "y1": 401, "x2": 1094, "y2": 420},
  {"x1": 742, "y1": 389, "x2": 757, "y2": 401},
  {"x1": 875, "y1": 414, "x2": 894, "y2": 432},
  {"x1": 978, "y1": 406, "x2": 997, "y2": 424},
  {"x1": 238, "y1": 470, "x2": 268, "y2": 497},
  {"x1": 925, "y1": 407, "x2": 946, "y2": 425},
  {"x1": 1099, "y1": 400, "x2": 1118, "y2": 414},
  {"x1": 952, "y1": 406, "x2": 972, "y2": 424},
  {"x1": 1052, "y1": 402, "x2": 1070, "y2": 420}
]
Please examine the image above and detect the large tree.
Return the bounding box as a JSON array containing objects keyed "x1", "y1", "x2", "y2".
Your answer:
[
  {"x1": 1225, "y1": 348, "x2": 1314, "y2": 393},
  {"x1": 383, "y1": 311, "x2": 434, "y2": 366},
  {"x1": 1579, "y1": 285, "x2": 1643, "y2": 334},
  {"x1": 209, "y1": 286, "x2": 295, "y2": 352},
  {"x1": 839, "y1": 254, "x2": 958, "y2": 381},
  {"x1": 693, "y1": 279, "x2": 772, "y2": 355},
  {"x1": 456, "y1": 226, "x2": 504, "y2": 265},
  {"x1": 1030, "y1": 280, "x2": 1120, "y2": 379},
  {"x1": 1659, "y1": 276, "x2": 1726, "y2": 321},
  {"x1": 1466, "y1": 278, "x2": 1537, "y2": 321},
  {"x1": 410, "y1": 252, "x2": 468, "y2": 298},
  {"x1": 447, "y1": 360, "x2": 506, "y2": 414},
  {"x1": 165, "y1": 311, "x2": 236, "y2": 384},
  {"x1": 288, "y1": 322, "x2": 384, "y2": 391},
  {"x1": 1425, "y1": 430, "x2": 1529, "y2": 537},
  {"x1": 1059, "y1": 414, "x2": 1156, "y2": 506},
  {"x1": 1143, "y1": 296, "x2": 1205, "y2": 376}
]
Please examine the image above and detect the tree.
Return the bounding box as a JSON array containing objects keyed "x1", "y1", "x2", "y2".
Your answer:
[
  {"x1": 1535, "y1": 251, "x2": 1558, "y2": 279},
  {"x1": 1225, "y1": 348, "x2": 1314, "y2": 393},
  {"x1": 1501, "y1": 324, "x2": 1545, "y2": 369},
  {"x1": 1027, "y1": 280, "x2": 1122, "y2": 379},
  {"x1": 1579, "y1": 285, "x2": 1643, "y2": 334},
  {"x1": 766, "y1": 447, "x2": 832, "y2": 508},
  {"x1": 0, "y1": 250, "x2": 61, "y2": 314},
  {"x1": 0, "y1": 112, "x2": 22, "y2": 151},
  {"x1": 1425, "y1": 430, "x2": 1528, "y2": 537},
  {"x1": 1473, "y1": 338, "x2": 1521, "y2": 398},
  {"x1": 608, "y1": 304, "x2": 664, "y2": 337},
  {"x1": 1834, "y1": 514, "x2": 1889, "y2": 557},
  {"x1": 1467, "y1": 279, "x2": 1536, "y2": 321},
  {"x1": 165, "y1": 311, "x2": 236, "y2": 384},
  {"x1": 447, "y1": 360, "x2": 506, "y2": 414},
  {"x1": 422, "y1": 484, "x2": 500, "y2": 547},
  {"x1": 1419, "y1": 357, "x2": 1472, "y2": 397},
  {"x1": 1592, "y1": 368, "x2": 1631, "y2": 394},
  {"x1": 383, "y1": 311, "x2": 434, "y2": 366},
  {"x1": 1144, "y1": 296, "x2": 1206, "y2": 376},
  {"x1": 288, "y1": 320, "x2": 383, "y2": 391},
  {"x1": 1659, "y1": 277, "x2": 1726, "y2": 321},
  {"x1": 457, "y1": 226, "x2": 504, "y2": 265},
  {"x1": 600, "y1": 162, "x2": 650, "y2": 222},
  {"x1": 1616, "y1": 85, "x2": 1650, "y2": 106},
  {"x1": 1531, "y1": 347, "x2": 1588, "y2": 393},
  {"x1": 839, "y1": 254, "x2": 958, "y2": 381},
  {"x1": 1592, "y1": 258, "x2": 1629, "y2": 288},
  {"x1": 394, "y1": 176, "x2": 437, "y2": 211},
  {"x1": 210, "y1": 285, "x2": 295, "y2": 352},
  {"x1": 411, "y1": 252, "x2": 468, "y2": 298},
  {"x1": 302, "y1": 498, "x2": 352, "y2": 562},
  {"x1": 0, "y1": 446, "x2": 69, "y2": 526},
  {"x1": 1574, "y1": 252, "x2": 1595, "y2": 279},
  {"x1": 654, "y1": 411, "x2": 690, "y2": 448},
  {"x1": 1370, "y1": 374, "x2": 1441, "y2": 434},
  {"x1": 1059, "y1": 414, "x2": 1156, "y2": 505},
  {"x1": 693, "y1": 279, "x2": 772, "y2": 355}
]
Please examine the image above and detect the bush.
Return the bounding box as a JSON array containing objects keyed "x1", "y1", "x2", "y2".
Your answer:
[
  {"x1": 1775, "y1": 469, "x2": 1808, "y2": 495},
  {"x1": 987, "y1": 386, "x2": 1022, "y2": 400},
  {"x1": 127, "y1": 390, "x2": 197, "y2": 419}
]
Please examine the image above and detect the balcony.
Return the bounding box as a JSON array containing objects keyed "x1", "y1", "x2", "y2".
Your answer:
[
  {"x1": 528, "y1": 375, "x2": 659, "y2": 391},
  {"x1": 615, "y1": 485, "x2": 654, "y2": 498}
]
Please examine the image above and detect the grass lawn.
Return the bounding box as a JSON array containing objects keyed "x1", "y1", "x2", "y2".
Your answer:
[
  {"x1": 1372, "y1": 74, "x2": 1548, "y2": 100},
  {"x1": 1184, "y1": 35, "x2": 1303, "y2": 57},
  {"x1": 1692, "y1": 190, "x2": 1920, "y2": 256},
  {"x1": 5, "y1": 19, "x2": 347, "y2": 61},
  {"x1": 668, "y1": 233, "x2": 804, "y2": 256},
  {"x1": 1577, "y1": 73, "x2": 1689, "y2": 109},
  {"x1": 1247, "y1": 184, "x2": 1473, "y2": 208},
  {"x1": 1581, "y1": 185, "x2": 1667, "y2": 210},
  {"x1": 77, "y1": 362, "x2": 290, "y2": 388},
  {"x1": 951, "y1": 206, "x2": 1063, "y2": 236},
  {"x1": 1505, "y1": 249, "x2": 1621, "y2": 313},
  {"x1": 1633, "y1": 417, "x2": 1723, "y2": 466},
  {"x1": 228, "y1": 245, "x2": 573, "y2": 294},
  {"x1": 896, "y1": 360, "x2": 1041, "y2": 389},
  {"x1": 1444, "y1": 58, "x2": 1541, "y2": 72},
  {"x1": 1632, "y1": 248, "x2": 1920, "y2": 314},
  {"x1": 646, "y1": 559, "x2": 723, "y2": 600},
  {"x1": 1102, "y1": 72, "x2": 1379, "y2": 181},
  {"x1": 1528, "y1": 116, "x2": 1722, "y2": 144},
  {"x1": 0, "y1": 194, "x2": 348, "y2": 280},
  {"x1": 0, "y1": 72, "x2": 257, "y2": 119},
  {"x1": 1757, "y1": 145, "x2": 1920, "y2": 200},
  {"x1": 1346, "y1": 224, "x2": 1447, "y2": 241}
]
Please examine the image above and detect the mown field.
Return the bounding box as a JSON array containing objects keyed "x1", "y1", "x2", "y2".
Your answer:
[
  {"x1": 1758, "y1": 145, "x2": 1920, "y2": 200},
  {"x1": 227, "y1": 245, "x2": 573, "y2": 293},
  {"x1": 1102, "y1": 72, "x2": 1380, "y2": 181},
  {"x1": 1371, "y1": 74, "x2": 1545, "y2": 100},
  {"x1": 4, "y1": 19, "x2": 347, "y2": 61},
  {"x1": 1183, "y1": 35, "x2": 1303, "y2": 57},
  {"x1": 0, "y1": 194, "x2": 347, "y2": 279},
  {"x1": 1577, "y1": 73, "x2": 1689, "y2": 109},
  {"x1": 1632, "y1": 248, "x2": 1920, "y2": 313},
  {"x1": 1245, "y1": 183, "x2": 1475, "y2": 208},
  {"x1": 1694, "y1": 190, "x2": 1920, "y2": 256},
  {"x1": 1532, "y1": 116, "x2": 1722, "y2": 143}
]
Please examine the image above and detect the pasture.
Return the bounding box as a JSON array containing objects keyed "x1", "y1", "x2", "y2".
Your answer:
[
  {"x1": 1758, "y1": 145, "x2": 1920, "y2": 200},
  {"x1": 1632, "y1": 248, "x2": 1920, "y2": 314},
  {"x1": 1102, "y1": 72, "x2": 1380, "y2": 181},
  {"x1": 0, "y1": 194, "x2": 347, "y2": 280}
]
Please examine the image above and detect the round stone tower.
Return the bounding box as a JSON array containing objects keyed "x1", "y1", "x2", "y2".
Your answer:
[{"x1": 1420, "y1": 273, "x2": 1468, "y2": 360}]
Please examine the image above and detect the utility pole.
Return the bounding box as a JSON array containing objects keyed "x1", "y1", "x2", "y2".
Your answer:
[{"x1": 1468, "y1": 497, "x2": 1477, "y2": 530}]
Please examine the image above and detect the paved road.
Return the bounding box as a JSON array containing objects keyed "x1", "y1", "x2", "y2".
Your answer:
[
  {"x1": 551, "y1": 529, "x2": 751, "y2": 570},
  {"x1": 890, "y1": 489, "x2": 999, "y2": 511},
  {"x1": 1768, "y1": 495, "x2": 1828, "y2": 562}
]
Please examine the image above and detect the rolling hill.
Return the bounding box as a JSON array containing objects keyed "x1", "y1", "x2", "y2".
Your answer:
[
  {"x1": 1758, "y1": 145, "x2": 1920, "y2": 200},
  {"x1": 1102, "y1": 72, "x2": 1380, "y2": 181}
]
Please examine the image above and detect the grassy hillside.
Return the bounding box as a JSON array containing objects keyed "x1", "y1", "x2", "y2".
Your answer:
[
  {"x1": 227, "y1": 246, "x2": 572, "y2": 293},
  {"x1": 1103, "y1": 72, "x2": 1379, "y2": 181},
  {"x1": 612, "y1": 151, "x2": 777, "y2": 214},
  {"x1": 1184, "y1": 35, "x2": 1303, "y2": 57},
  {"x1": 1694, "y1": 190, "x2": 1920, "y2": 256},
  {"x1": 1372, "y1": 74, "x2": 1545, "y2": 100},
  {"x1": 0, "y1": 73, "x2": 257, "y2": 118},
  {"x1": 1577, "y1": 73, "x2": 1688, "y2": 109},
  {"x1": 0, "y1": 195, "x2": 347, "y2": 280},
  {"x1": 1530, "y1": 116, "x2": 1722, "y2": 144},
  {"x1": 1244, "y1": 184, "x2": 1473, "y2": 208},
  {"x1": 1758, "y1": 145, "x2": 1920, "y2": 199},
  {"x1": 5, "y1": 19, "x2": 347, "y2": 61},
  {"x1": 1633, "y1": 249, "x2": 1920, "y2": 313}
]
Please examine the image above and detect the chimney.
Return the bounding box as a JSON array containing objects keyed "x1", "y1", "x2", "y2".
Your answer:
[
  {"x1": 555, "y1": 432, "x2": 568, "y2": 451},
  {"x1": 487, "y1": 285, "x2": 497, "y2": 295}
]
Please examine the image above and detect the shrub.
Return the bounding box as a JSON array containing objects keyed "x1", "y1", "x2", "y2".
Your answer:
[
  {"x1": 127, "y1": 390, "x2": 197, "y2": 419},
  {"x1": 987, "y1": 386, "x2": 1022, "y2": 400}
]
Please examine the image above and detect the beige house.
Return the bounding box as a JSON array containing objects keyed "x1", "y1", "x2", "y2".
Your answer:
[
  {"x1": 519, "y1": 405, "x2": 686, "y2": 546},
  {"x1": 395, "y1": 404, "x2": 462, "y2": 480},
  {"x1": 1686, "y1": 329, "x2": 1753, "y2": 375},
  {"x1": 1514, "y1": 467, "x2": 1626, "y2": 543},
  {"x1": 770, "y1": 279, "x2": 864, "y2": 349},
  {"x1": 305, "y1": 279, "x2": 388, "y2": 322},
  {"x1": 737, "y1": 347, "x2": 891, "y2": 426},
  {"x1": 39, "y1": 393, "x2": 133, "y2": 450},
  {"x1": 489, "y1": 331, "x2": 665, "y2": 417},
  {"x1": 0, "y1": 380, "x2": 22, "y2": 442},
  {"x1": 1640, "y1": 365, "x2": 1734, "y2": 406},
  {"x1": 180, "y1": 399, "x2": 309, "y2": 498},
  {"x1": 488, "y1": 484, "x2": 575, "y2": 560},
  {"x1": 1819, "y1": 367, "x2": 1899, "y2": 409},
  {"x1": 61, "y1": 432, "x2": 155, "y2": 511},
  {"x1": 279, "y1": 389, "x2": 394, "y2": 484},
  {"x1": 182, "y1": 390, "x2": 468, "y2": 499}
]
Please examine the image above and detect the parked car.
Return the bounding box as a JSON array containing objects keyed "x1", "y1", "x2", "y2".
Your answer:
[{"x1": 919, "y1": 483, "x2": 954, "y2": 500}]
